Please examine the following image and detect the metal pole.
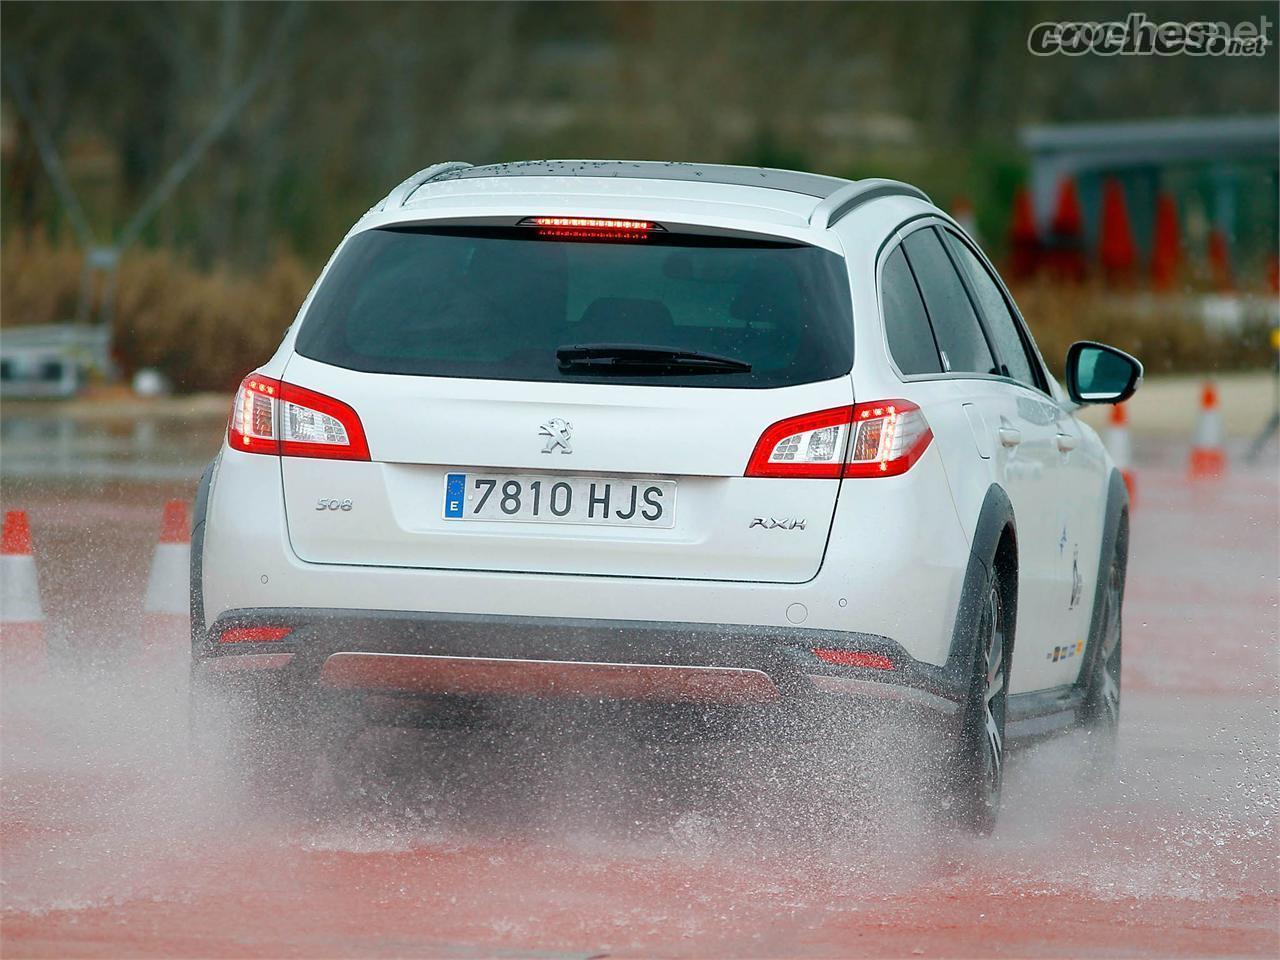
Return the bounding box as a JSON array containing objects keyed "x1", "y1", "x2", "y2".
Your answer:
[
  {"x1": 115, "y1": 2, "x2": 305, "y2": 255},
  {"x1": 1, "y1": 60, "x2": 97, "y2": 251}
]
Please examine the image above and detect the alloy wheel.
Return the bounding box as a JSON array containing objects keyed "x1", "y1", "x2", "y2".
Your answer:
[
  {"x1": 977, "y1": 582, "x2": 1008, "y2": 810},
  {"x1": 1096, "y1": 559, "x2": 1124, "y2": 731}
]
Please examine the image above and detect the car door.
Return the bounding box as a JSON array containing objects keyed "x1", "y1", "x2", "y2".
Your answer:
[
  {"x1": 940, "y1": 228, "x2": 1098, "y2": 690},
  {"x1": 898, "y1": 225, "x2": 1063, "y2": 694}
]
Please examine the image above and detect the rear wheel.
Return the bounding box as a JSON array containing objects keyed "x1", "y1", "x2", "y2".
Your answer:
[
  {"x1": 951, "y1": 574, "x2": 1010, "y2": 835},
  {"x1": 1081, "y1": 540, "x2": 1124, "y2": 768}
]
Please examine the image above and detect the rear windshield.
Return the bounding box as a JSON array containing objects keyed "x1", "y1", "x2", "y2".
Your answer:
[{"x1": 294, "y1": 226, "x2": 853, "y2": 388}]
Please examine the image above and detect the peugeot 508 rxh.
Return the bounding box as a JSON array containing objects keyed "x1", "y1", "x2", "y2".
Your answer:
[{"x1": 191, "y1": 160, "x2": 1141, "y2": 833}]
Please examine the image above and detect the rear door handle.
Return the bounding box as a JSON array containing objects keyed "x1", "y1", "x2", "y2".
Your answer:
[
  {"x1": 1055, "y1": 432, "x2": 1079, "y2": 453},
  {"x1": 997, "y1": 426, "x2": 1022, "y2": 447}
]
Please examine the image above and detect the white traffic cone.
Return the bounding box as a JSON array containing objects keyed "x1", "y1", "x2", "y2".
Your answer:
[
  {"x1": 1189, "y1": 381, "x2": 1226, "y2": 479},
  {"x1": 1, "y1": 510, "x2": 47, "y2": 676},
  {"x1": 1105, "y1": 402, "x2": 1136, "y2": 505},
  {"x1": 140, "y1": 500, "x2": 190, "y2": 666}
]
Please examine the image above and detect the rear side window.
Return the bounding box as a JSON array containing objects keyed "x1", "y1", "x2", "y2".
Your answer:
[
  {"x1": 295, "y1": 227, "x2": 854, "y2": 389},
  {"x1": 944, "y1": 233, "x2": 1041, "y2": 389},
  {"x1": 901, "y1": 228, "x2": 997, "y2": 376},
  {"x1": 880, "y1": 246, "x2": 942, "y2": 375}
]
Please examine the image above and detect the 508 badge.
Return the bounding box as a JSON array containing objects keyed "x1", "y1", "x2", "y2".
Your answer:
[{"x1": 316, "y1": 498, "x2": 354, "y2": 511}]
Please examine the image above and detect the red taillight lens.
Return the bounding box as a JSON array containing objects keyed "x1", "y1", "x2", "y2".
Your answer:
[
  {"x1": 844, "y1": 399, "x2": 932, "y2": 478},
  {"x1": 228, "y1": 374, "x2": 370, "y2": 461},
  {"x1": 219, "y1": 626, "x2": 293, "y2": 644},
  {"x1": 277, "y1": 381, "x2": 371, "y2": 461},
  {"x1": 744, "y1": 400, "x2": 931, "y2": 479},
  {"x1": 745, "y1": 406, "x2": 851, "y2": 478},
  {"x1": 228, "y1": 375, "x2": 281, "y2": 455},
  {"x1": 521, "y1": 216, "x2": 663, "y2": 241},
  {"x1": 813, "y1": 649, "x2": 895, "y2": 670}
]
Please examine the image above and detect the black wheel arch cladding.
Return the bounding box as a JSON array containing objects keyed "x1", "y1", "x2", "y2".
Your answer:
[
  {"x1": 945, "y1": 484, "x2": 1017, "y2": 686},
  {"x1": 945, "y1": 471, "x2": 1129, "y2": 699},
  {"x1": 1078, "y1": 469, "x2": 1130, "y2": 690}
]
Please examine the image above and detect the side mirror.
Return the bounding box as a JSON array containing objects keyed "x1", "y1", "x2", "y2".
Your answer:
[{"x1": 1065, "y1": 341, "x2": 1143, "y2": 405}]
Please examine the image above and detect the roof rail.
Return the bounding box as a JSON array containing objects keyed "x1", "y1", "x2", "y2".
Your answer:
[
  {"x1": 379, "y1": 161, "x2": 473, "y2": 210},
  {"x1": 809, "y1": 178, "x2": 931, "y2": 230}
]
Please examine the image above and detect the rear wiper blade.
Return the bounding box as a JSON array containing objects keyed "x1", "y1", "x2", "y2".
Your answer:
[{"x1": 556, "y1": 343, "x2": 752, "y2": 375}]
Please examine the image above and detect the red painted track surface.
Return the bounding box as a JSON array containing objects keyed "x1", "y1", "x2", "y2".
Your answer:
[{"x1": 2, "y1": 464, "x2": 1277, "y2": 958}]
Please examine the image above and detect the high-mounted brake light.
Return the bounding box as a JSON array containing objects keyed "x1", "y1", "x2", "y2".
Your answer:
[
  {"x1": 520, "y1": 216, "x2": 664, "y2": 241},
  {"x1": 229, "y1": 374, "x2": 370, "y2": 461},
  {"x1": 745, "y1": 399, "x2": 931, "y2": 479}
]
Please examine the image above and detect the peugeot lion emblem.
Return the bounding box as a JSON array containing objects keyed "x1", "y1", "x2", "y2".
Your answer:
[{"x1": 539, "y1": 418, "x2": 573, "y2": 454}]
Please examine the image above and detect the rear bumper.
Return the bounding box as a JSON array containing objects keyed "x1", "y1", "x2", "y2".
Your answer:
[
  {"x1": 195, "y1": 608, "x2": 965, "y2": 716},
  {"x1": 199, "y1": 445, "x2": 973, "y2": 672}
]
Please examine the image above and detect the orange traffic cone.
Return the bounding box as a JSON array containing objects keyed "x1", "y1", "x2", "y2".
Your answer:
[
  {"x1": 1207, "y1": 229, "x2": 1233, "y2": 292},
  {"x1": 141, "y1": 500, "x2": 191, "y2": 666},
  {"x1": 1188, "y1": 381, "x2": 1227, "y2": 479},
  {"x1": 1006, "y1": 185, "x2": 1040, "y2": 281},
  {"x1": 1106, "y1": 403, "x2": 1136, "y2": 505},
  {"x1": 1099, "y1": 177, "x2": 1137, "y2": 286},
  {"x1": 1045, "y1": 177, "x2": 1087, "y2": 283},
  {"x1": 1, "y1": 511, "x2": 47, "y2": 676},
  {"x1": 1150, "y1": 193, "x2": 1181, "y2": 292}
]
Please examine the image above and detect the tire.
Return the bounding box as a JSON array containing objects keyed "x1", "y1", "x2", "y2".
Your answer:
[
  {"x1": 1080, "y1": 528, "x2": 1125, "y2": 771},
  {"x1": 951, "y1": 571, "x2": 1011, "y2": 836}
]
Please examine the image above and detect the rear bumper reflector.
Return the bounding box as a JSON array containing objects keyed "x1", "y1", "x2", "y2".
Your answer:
[
  {"x1": 319, "y1": 652, "x2": 781, "y2": 705},
  {"x1": 812, "y1": 648, "x2": 894, "y2": 670},
  {"x1": 219, "y1": 626, "x2": 293, "y2": 644}
]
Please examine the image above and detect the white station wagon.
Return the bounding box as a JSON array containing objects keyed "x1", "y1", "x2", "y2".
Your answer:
[{"x1": 191, "y1": 160, "x2": 1141, "y2": 832}]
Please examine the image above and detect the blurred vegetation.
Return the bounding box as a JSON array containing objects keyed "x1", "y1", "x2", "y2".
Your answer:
[
  {"x1": 1, "y1": 1, "x2": 1277, "y2": 389},
  {"x1": 1011, "y1": 283, "x2": 1275, "y2": 377},
  {"x1": 1, "y1": 230, "x2": 310, "y2": 390}
]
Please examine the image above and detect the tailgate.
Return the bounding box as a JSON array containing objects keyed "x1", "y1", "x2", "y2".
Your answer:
[{"x1": 279, "y1": 357, "x2": 851, "y2": 583}]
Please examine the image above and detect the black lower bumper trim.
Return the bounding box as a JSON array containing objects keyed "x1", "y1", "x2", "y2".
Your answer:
[{"x1": 196, "y1": 608, "x2": 966, "y2": 711}]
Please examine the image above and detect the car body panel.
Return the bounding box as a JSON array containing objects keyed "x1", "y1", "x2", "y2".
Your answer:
[
  {"x1": 856, "y1": 211, "x2": 1114, "y2": 693},
  {"x1": 276, "y1": 357, "x2": 854, "y2": 582}
]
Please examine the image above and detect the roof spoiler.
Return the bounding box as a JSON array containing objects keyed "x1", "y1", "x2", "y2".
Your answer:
[
  {"x1": 809, "y1": 179, "x2": 931, "y2": 230},
  {"x1": 378, "y1": 161, "x2": 473, "y2": 211}
]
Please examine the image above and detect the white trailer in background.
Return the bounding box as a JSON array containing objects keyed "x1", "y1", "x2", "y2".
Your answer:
[{"x1": 0, "y1": 324, "x2": 114, "y2": 399}]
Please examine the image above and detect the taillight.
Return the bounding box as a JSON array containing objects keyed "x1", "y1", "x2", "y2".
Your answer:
[
  {"x1": 228, "y1": 374, "x2": 370, "y2": 461},
  {"x1": 844, "y1": 399, "x2": 932, "y2": 478},
  {"x1": 745, "y1": 400, "x2": 931, "y2": 479},
  {"x1": 229, "y1": 375, "x2": 282, "y2": 455},
  {"x1": 745, "y1": 406, "x2": 852, "y2": 479}
]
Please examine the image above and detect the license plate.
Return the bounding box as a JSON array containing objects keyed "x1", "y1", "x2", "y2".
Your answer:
[{"x1": 443, "y1": 472, "x2": 676, "y2": 528}]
